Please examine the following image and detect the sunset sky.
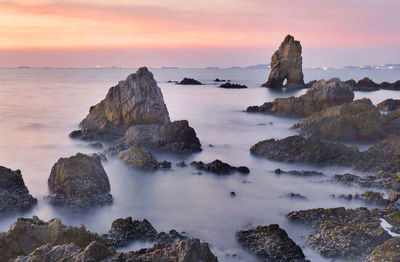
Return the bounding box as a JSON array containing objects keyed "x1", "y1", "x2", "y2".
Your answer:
[{"x1": 0, "y1": 0, "x2": 399, "y2": 68}]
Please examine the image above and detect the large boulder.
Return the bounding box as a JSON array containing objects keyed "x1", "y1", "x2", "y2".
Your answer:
[
  {"x1": 47, "y1": 153, "x2": 112, "y2": 209},
  {"x1": 377, "y1": 99, "x2": 400, "y2": 111},
  {"x1": 295, "y1": 99, "x2": 384, "y2": 141},
  {"x1": 355, "y1": 77, "x2": 380, "y2": 91},
  {"x1": 236, "y1": 224, "x2": 307, "y2": 262},
  {"x1": 0, "y1": 166, "x2": 37, "y2": 213},
  {"x1": 124, "y1": 120, "x2": 201, "y2": 152},
  {"x1": 79, "y1": 67, "x2": 170, "y2": 139},
  {"x1": 249, "y1": 78, "x2": 354, "y2": 117},
  {"x1": 117, "y1": 145, "x2": 158, "y2": 170},
  {"x1": 262, "y1": 35, "x2": 304, "y2": 88},
  {"x1": 0, "y1": 216, "x2": 108, "y2": 261}
]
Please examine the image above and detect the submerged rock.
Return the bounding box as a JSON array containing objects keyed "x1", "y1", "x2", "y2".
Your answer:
[
  {"x1": 275, "y1": 169, "x2": 324, "y2": 177},
  {"x1": 249, "y1": 78, "x2": 354, "y2": 117},
  {"x1": 219, "y1": 83, "x2": 247, "y2": 89},
  {"x1": 287, "y1": 193, "x2": 307, "y2": 200},
  {"x1": 355, "y1": 77, "x2": 380, "y2": 91},
  {"x1": 262, "y1": 35, "x2": 304, "y2": 89},
  {"x1": 117, "y1": 145, "x2": 158, "y2": 170},
  {"x1": 79, "y1": 67, "x2": 170, "y2": 139},
  {"x1": 124, "y1": 120, "x2": 201, "y2": 152},
  {"x1": 236, "y1": 224, "x2": 307, "y2": 261},
  {"x1": 377, "y1": 98, "x2": 400, "y2": 111},
  {"x1": 104, "y1": 217, "x2": 186, "y2": 248},
  {"x1": 0, "y1": 166, "x2": 37, "y2": 213},
  {"x1": 294, "y1": 98, "x2": 384, "y2": 141},
  {"x1": 47, "y1": 153, "x2": 112, "y2": 209},
  {"x1": 178, "y1": 78, "x2": 202, "y2": 85},
  {"x1": 191, "y1": 160, "x2": 250, "y2": 175}
]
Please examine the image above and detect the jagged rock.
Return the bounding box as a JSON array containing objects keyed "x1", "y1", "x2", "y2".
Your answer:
[
  {"x1": 47, "y1": 153, "x2": 112, "y2": 209},
  {"x1": 0, "y1": 216, "x2": 108, "y2": 261},
  {"x1": 214, "y1": 78, "x2": 228, "y2": 82},
  {"x1": 365, "y1": 237, "x2": 400, "y2": 262},
  {"x1": 219, "y1": 83, "x2": 247, "y2": 89},
  {"x1": 249, "y1": 78, "x2": 354, "y2": 117},
  {"x1": 0, "y1": 166, "x2": 37, "y2": 213},
  {"x1": 158, "y1": 160, "x2": 172, "y2": 169},
  {"x1": 377, "y1": 99, "x2": 400, "y2": 111},
  {"x1": 236, "y1": 224, "x2": 307, "y2": 261},
  {"x1": 79, "y1": 67, "x2": 170, "y2": 139},
  {"x1": 355, "y1": 77, "x2": 380, "y2": 91},
  {"x1": 251, "y1": 135, "x2": 359, "y2": 166},
  {"x1": 287, "y1": 193, "x2": 307, "y2": 200},
  {"x1": 274, "y1": 169, "x2": 324, "y2": 177},
  {"x1": 294, "y1": 98, "x2": 384, "y2": 141},
  {"x1": 382, "y1": 108, "x2": 400, "y2": 137},
  {"x1": 334, "y1": 191, "x2": 392, "y2": 206},
  {"x1": 103, "y1": 217, "x2": 186, "y2": 248},
  {"x1": 117, "y1": 145, "x2": 158, "y2": 170},
  {"x1": 286, "y1": 207, "x2": 398, "y2": 259},
  {"x1": 190, "y1": 160, "x2": 250, "y2": 175},
  {"x1": 178, "y1": 78, "x2": 202, "y2": 85},
  {"x1": 124, "y1": 120, "x2": 201, "y2": 152},
  {"x1": 262, "y1": 35, "x2": 304, "y2": 89},
  {"x1": 176, "y1": 161, "x2": 188, "y2": 167}
]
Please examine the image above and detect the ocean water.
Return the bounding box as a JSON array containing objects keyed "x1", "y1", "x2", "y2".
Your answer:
[{"x1": 0, "y1": 67, "x2": 400, "y2": 261}]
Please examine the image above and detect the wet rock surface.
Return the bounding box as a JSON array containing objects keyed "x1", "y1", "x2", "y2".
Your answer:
[
  {"x1": 117, "y1": 145, "x2": 158, "y2": 170},
  {"x1": 236, "y1": 224, "x2": 307, "y2": 261},
  {"x1": 219, "y1": 83, "x2": 247, "y2": 89},
  {"x1": 274, "y1": 168, "x2": 324, "y2": 177},
  {"x1": 249, "y1": 78, "x2": 354, "y2": 117},
  {"x1": 286, "y1": 207, "x2": 399, "y2": 259},
  {"x1": 333, "y1": 191, "x2": 392, "y2": 206},
  {"x1": 124, "y1": 120, "x2": 202, "y2": 152},
  {"x1": 47, "y1": 153, "x2": 112, "y2": 209},
  {"x1": 191, "y1": 160, "x2": 250, "y2": 175},
  {"x1": 178, "y1": 78, "x2": 202, "y2": 85},
  {"x1": 0, "y1": 166, "x2": 37, "y2": 213},
  {"x1": 377, "y1": 98, "x2": 400, "y2": 111},
  {"x1": 294, "y1": 98, "x2": 384, "y2": 141},
  {"x1": 364, "y1": 237, "x2": 400, "y2": 262},
  {"x1": 263, "y1": 35, "x2": 304, "y2": 89},
  {"x1": 103, "y1": 217, "x2": 186, "y2": 248}
]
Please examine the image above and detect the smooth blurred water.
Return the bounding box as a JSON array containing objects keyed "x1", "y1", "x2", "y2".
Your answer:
[{"x1": 0, "y1": 67, "x2": 400, "y2": 261}]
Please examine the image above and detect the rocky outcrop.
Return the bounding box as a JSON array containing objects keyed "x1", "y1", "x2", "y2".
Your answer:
[
  {"x1": 355, "y1": 77, "x2": 380, "y2": 91},
  {"x1": 79, "y1": 67, "x2": 170, "y2": 139},
  {"x1": 294, "y1": 99, "x2": 384, "y2": 141},
  {"x1": 178, "y1": 78, "x2": 202, "y2": 85},
  {"x1": 286, "y1": 207, "x2": 398, "y2": 259},
  {"x1": 219, "y1": 83, "x2": 247, "y2": 89},
  {"x1": 262, "y1": 35, "x2": 304, "y2": 88},
  {"x1": 104, "y1": 217, "x2": 186, "y2": 248},
  {"x1": 377, "y1": 99, "x2": 400, "y2": 111},
  {"x1": 190, "y1": 160, "x2": 250, "y2": 175},
  {"x1": 0, "y1": 166, "x2": 37, "y2": 213},
  {"x1": 380, "y1": 80, "x2": 400, "y2": 90},
  {"x1": 47, "y1": 153, "x2": 112, "y2": 209},
  {"x1": 365, "y1": 237, "x2": 400, "y2": 261},
  {"x1": 249, "y1": 78, "x2": 354, "y2": 117},
  {"x1": 117, "y1": 145, "x2": 158, "y2": 170},
  {"x1": 124, "y1": 120, "x2": 201, "y2": 152},
  {"x1": 236, "y1": 224, "x2": 307, "y2": 262},
  {"x1": 0, "y1": 216, "x2": 108, "y2": 261}
]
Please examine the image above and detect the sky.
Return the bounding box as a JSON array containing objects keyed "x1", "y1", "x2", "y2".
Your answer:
[{"x1": 0, "y1": 0, "x2": 399, "y2": 68}]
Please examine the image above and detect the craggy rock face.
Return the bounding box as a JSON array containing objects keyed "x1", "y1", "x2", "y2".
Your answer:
[
  {"x1": 249, "y1": 78, "x2": 354, "y2": 117},
  {"x1": 0, "y1": 166, "x2": 37, "y2": 213},
  {"x1": 117, "y1": 145, "x2": 158, "y2": 170},
  {"x1": 236, "y1": 224, "x2": 307, "y2": 262},
  {"x1": 124, "y1": 120, "x2": 201, "y2": 152},
  {"x1": 286, "y1": 207, "x2": 398, "y2": 260},
  {"x1": 365, "y1": 237, "x2": 400, "y2": 261},
  {"x1": 377, "y1": 99, "x2": 400, "y2": 111},
  {"x1": 47, "y1": 153, "x2": 112, "y2": 209},
  {"x1": 263, "y1": 35, "x2": 304, "y2": 89},
  {"x1": 80, "y1": 67, "x2": 170, "y2": 138},
  {"x1": 0, "y1": 216, "x2": 108, "y2": 262},
  {"x1": 295, "y1": 98, "x2": 384, "y2": 141}
]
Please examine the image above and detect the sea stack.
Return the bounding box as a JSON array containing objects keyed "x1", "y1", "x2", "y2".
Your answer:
[{"x1": 262, "y1": 35, "x2": 305, "y2": 89}]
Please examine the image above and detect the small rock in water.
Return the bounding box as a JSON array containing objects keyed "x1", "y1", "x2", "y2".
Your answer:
[
  {"x1": 178, "y1": 78, "x2": 202, "y2": 85},
  {"x1": 117, "y1": 145, "x2": 158, "y2": 170},
  {"x1": 230, "y1": 191, "x2": 237, "y2": 197},
  {"x1": 287, "y1": 193, "x2": 308, "y2": 200},
  {"x1": 274, "y1": 168, "x2": 324, "y2": 177},
  {"x1": 208, "y1": 144, "x2": 214, "y2": 148},
  {"x1": 219, "y1": 83, "x2": 247, "y2": 89},
  {"x1": 158, "y1": 160, "x2": 172, "y2": 169},
  {"x1": 191, "y1": 159, "x2": 250, "y2": 175},
  {"x1": 176, "y1": 161, "x2": 187, "y2": 167}
]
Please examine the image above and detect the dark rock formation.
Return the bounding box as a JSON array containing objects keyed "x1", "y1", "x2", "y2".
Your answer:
[
  {"x1": 117, "y1": 145, "x2": 158, "y2": 170},
  {"x1": 158, "y1": 160, "x2": 172, "y2": 169},
  {"x1": 287, "y1": 193, "x2": 307, "y2": 200},
  {"x1": 190, "y1": 160, "x2": 250, "y2": 175},
  {"x1": 377, "y1": 99, "x2": 400, "y2": 111},
  {"x1": 380, "y1": 80, "x2": 400, "y2": 90},
  {"x1": 262, "y1": 35, "x2": 304, "y2": 89},
  {"x1": 365, "y1": 237, "x2": 400, "y2": 261},
  {"x1": 124, "y1": 120, "x2": 201, "y2": 152},
  {"x1": 178, "y1": 78, "x2": 202, "y2": 85},
  {"x1": 275, "y1": 169, "x2": 324, "y2": 177},
  {"x1": 344, "y1": 79, "x2": 357, "y2": 90},
  {"x1": 355, "y1": 77, "x2": 380, "y2": 91},
  {"x1": 294, "y1": 98, "x2": 384, "y2": 141},
  {"x1": 103, "y1": 217, "x2": 186, "y2": 248},
  {"x1": 79, "y1": 67, "x2": 170, "y2": 139},
  {"x1": 236, "y1": 224, "x2": 307, "y2": 261},
  {"x1": 219, "y1": 83, "x2": 247, "y2": 89},
  {"x1": 47, "y1": 153, "x2": 112, "y2": 209},
  {"x1": 286, "y1": 207, "x2": 398, "y2": 259},
  {"x1": 0, "y1": 166, "x2": 37, "y2": 213},
  {"x1": 249, "y1": 78, "x2": 354, "y2": 117},
  {"x1": 333, "y1": 191, "x2": 392, "y2": 206},
  {"x1": 69, "y1": 130, "x2": 82, "y2": 138},
  {"x1": 176, "y1": 161, "x2": 188, "y2": 167}
]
